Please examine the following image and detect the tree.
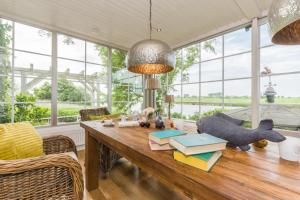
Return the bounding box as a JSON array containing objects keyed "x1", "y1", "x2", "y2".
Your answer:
[
  {"x1": 112, "y1": 81, "x2": 143, "y2": 113},
  {"x1": 156, "y1": 42, "x2": 215, "y2": 118},
  {"x1": 34, "y1": 79, "x2": 89, "y2": 103},
  {"x1": 14, "y1": 93, "x2": 49, "y2": 124},
  {"x1": 34, "y1": 82, "x2": 51, "y2": 100},
  {"x1": 0, "y1": 20, "x2": 12, "y2": 123}
]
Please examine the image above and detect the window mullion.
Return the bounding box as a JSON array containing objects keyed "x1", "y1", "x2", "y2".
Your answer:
[
  {"x1": 11, "y1": 21, "x2": 15, "y2": 123},
  {"x1": 51, "y1": 32, "x2": 58, "y2": 126},
  {"x1": 251, "y1": 18, "x2": 260, "y2": 128}
]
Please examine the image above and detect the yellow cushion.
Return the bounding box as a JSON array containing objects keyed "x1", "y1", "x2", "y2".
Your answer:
[
  {"x1": 0, "y1": 122, "x2": 44, "y2": 160},
  {"x1": 0, "y1": 125, "x2": 18, "y2": 160}
]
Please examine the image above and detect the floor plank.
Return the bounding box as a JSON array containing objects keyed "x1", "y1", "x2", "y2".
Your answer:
[{"x1": 78, "y1": 150, "x2": 190, "y2": 200}]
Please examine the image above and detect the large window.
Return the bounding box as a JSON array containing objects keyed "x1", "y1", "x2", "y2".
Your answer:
[
  {"x1": 57, "y1": 35, "x2": 108, "y2": 124},
  {"x1": 259, "y1": 23, "x2": 300, "y2": 131},
  {"x1": 170, "y1": 26, "x2": 252, "y2": 122},
  {"x1": 2, "y1": 16, "x2": 300, "y2": 132},
  {"x1": 1, "y1": 20, "x2": 52, "y2": 126},
  {"x1": 0, "y1": 17, "x2": 112, "y2": 126},
  {"x1": 112, "y1": 48, "x2": 143, "y2": 113}
]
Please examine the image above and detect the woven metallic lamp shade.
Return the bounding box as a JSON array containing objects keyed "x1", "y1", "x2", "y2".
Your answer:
[
  {"x1": 144, "y1": 78, "x2": 161, "y2": 90},
  {"x1": 268, "y1": 0, "x2": 300, "y2": 44},
  {"x1": 127, "y1": 39, "x2": 175, "y2": 74}
]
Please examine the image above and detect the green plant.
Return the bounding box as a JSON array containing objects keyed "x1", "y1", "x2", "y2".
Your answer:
[
  {"x1": 14, "y1": 93, "x2": 49, "y2": 124},
  {"x1": 171, "y1": 112, "x2": 181, "y2": 119},
  {"x1": 201, "y1": 109, "x2": 227, "y2": 118}
]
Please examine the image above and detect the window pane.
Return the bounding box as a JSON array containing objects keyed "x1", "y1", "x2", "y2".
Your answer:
[
  {"x1": 182, "y1": 84, "x2": 199, "y2": 120},
  {"x1": 171, "y1": 65, "x2": 182, "y2": 85},
  {"x1": 86, "y1": 83, "x2": 107, "y2": 108},
  {"x1": 128, "y1": 83, "x2": 143, "y2": 106},
  {"x1": 0, "y1": 49, "x2": 12, "y2": 123},
  {"x1": 182, "y1": 84, "x2": 199, "y2": 102},
  {"x1": 0, "y1": 102, "x2": 11, "y2": 123},
  {"x1": 0, "y1": 75, "x2": 11, "y2": 102},
  {"x1": 182, "y1": 63, "x2": 199, "y2": 83},
  {"x1": 260, "y1": 24, "x2": 272, "y2": 47},
  {"x1": 224, "y1": 53, "x2": 251, "y2": 79},
  {"x1": 200, "y1": 105, "x2": 223, "y2": 116},
  {"x1": 58, "y1": 59, "x2": 85, "y2": 77},
  {"x1": 224, "y1": 27, "x2": 251, "y2": 56},
  {"x1": 0, "y1": 51, "x2": 12, "y2": 76},
  {"x1": 86, "y1": 63, "x2": 107, "y2": 84},
  {"x1": 14, "y1": 76, "x2": 51, "y2": 126},
  {"x1": 169, "y1": 85, "x2": 181, "y2": 118},
  {"x1": 182, "y1": 44, "x2": 199, "y2": 64},
  {"x1": 201, "y1": 59, "x2": 222, "y2": 82},
  {"x1": 112, "y1": 49, "x2": 126, "y2": 70},
  {"x1": 14, "y1": 51, "x2": 51, "y2": 71},
  {"x1": 224, "y1": 79, "x2": 251, "y2": 106},
  {"x1": 58, "y1": 34, "x2": 85, "y2": 61},
  {"x1": 0, "y1": 19, "x2": 13, "y2": 49},
  {"x1": 260, "y1": 45, "x2": 300, "y2": 74},
  {"x1": 86, "y1": 42, "x2": 107, "y2": 65},
  {"x1": 260, "y1": 74, "x2": 300, "y2": 130},
  {"x1": 57, "y1": 79, "x2": 85, "y2": 124},
  {"x1": 201, "y1": 36, "x2": 222, "y2": 61},
  {"x1": 113, "y1": 67, "x2": 128, "y2": 82},
  {"x1": 201, "y1": 81, "x2": 223, "y2": 104},
  {"x1": 15, "y1": 23, "x2": 51, "y2": 55},
  {"x1": 260, "y1": 74, "x2": 300, "y2": 104},
  {"x1": 112, "y1": 83, "x2": 129, "y2": 113}
]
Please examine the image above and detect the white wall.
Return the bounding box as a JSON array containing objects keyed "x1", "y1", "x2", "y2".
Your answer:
[{"x1": 37, "y1": 124, "x2": 85, "y2": 150}]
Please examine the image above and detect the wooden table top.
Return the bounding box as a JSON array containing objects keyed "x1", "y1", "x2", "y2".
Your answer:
[{"x1": 81, "y1": 121, "x2": 300, "y2": 200}]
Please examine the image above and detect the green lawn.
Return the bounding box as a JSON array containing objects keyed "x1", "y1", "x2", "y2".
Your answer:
[{"x1": 175, "y1": 96, "x2": 300, "y2": 106}]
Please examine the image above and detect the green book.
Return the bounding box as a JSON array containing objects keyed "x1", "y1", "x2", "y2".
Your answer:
[
  {"x1": 170, "y1": 133, "x2": 227, "y2": 155},
  {"x1": 149, "y1": 130, "x2": 185, "y2": 145},
  {"x1": 173, "y1": 150, "x2": 222, "y2": 172}
]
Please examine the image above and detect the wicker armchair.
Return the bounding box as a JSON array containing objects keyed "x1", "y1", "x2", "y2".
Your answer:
[
  {"x1": 0, "y1": 135, "x2": 83, "y2": 200},
  {"x1": 79, "y1": 107, "x2": 122, "y2": 175}
]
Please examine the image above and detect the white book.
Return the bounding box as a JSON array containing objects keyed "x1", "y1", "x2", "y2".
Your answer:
[{"x1": 148, "y1": 140, "x2": 174, "y2": 151}]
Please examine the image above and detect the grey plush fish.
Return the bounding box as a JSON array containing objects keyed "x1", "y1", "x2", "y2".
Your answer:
[{"x1": 196, "y1": 113, "x2": 286, "y2": 151}]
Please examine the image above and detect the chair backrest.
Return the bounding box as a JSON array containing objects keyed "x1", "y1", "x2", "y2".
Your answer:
[{"x1": 79, "y1": 107, "x2": 110, "y2": 121}]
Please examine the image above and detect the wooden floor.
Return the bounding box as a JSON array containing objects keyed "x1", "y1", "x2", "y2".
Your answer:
[{"x1": 78, "y1": 150, "x2": 189, "y2": 200}]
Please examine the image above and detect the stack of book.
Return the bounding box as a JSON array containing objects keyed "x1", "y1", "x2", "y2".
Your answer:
[
  {"x1": 170, "y1": 133, "x2": 227, "y2": 171},
  {"x1": 148, "y1": 129, "x2": 185, "y2": 151},
  {"x1": 148, "y1": 130, "x2": 227, "y2": 172}
]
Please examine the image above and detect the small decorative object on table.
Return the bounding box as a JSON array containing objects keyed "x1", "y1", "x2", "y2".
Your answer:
[
  {"x1": 278, "y1": 136, "x2": 300, "y2": 162},
  {"x1": 155, "y1": 113, "x2": 165, "y2": 129},
  {"x1": 197, "y1": 113, "x2": 286, "y2": 151},
  {"x1": 118, "y1": 121, "x2": 140, "y2": 128},
  {"x1": 139, "y1": 107, "x2": 155, "y2": 128},
  {"x1": 132, "y1": 111, "x2": 140, "y2": 121},
  {"x1": 103, "y1": 119, "x2": 114, "y2": 127}
]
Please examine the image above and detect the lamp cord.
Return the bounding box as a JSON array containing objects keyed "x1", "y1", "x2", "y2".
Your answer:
[{"x1": 149, "y1": 0, "x2": 152, "y2": 39}]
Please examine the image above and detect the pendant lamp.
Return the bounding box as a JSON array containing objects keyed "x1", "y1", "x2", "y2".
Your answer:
[
  {"x1": 268, "y1": 0, "x2": 300, "y2": 44},
  {"x1": 127, "y1": 0, "x2": 175, "y2": 74}
]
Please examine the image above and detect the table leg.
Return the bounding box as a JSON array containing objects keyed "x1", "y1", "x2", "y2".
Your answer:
[{"x1": 85, "y1": 130, "x2": 100, "y2": 191}]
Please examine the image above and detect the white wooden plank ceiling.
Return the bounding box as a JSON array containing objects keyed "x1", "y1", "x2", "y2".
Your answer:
[{"x1": 0, "y1": 0, "x2": 272, "y2": 50}]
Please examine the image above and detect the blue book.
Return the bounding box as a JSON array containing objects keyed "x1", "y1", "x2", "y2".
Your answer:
[
  {"x1": 169, "y1": 133, "x2": 227, "y2": 155},
  {"x1": 149, "y1": 130, "x2": 185, "y2": 145}
]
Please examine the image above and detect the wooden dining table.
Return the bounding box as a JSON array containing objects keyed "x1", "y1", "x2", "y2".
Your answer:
[{"x1": 81, "y1": 121, "x2": 300, "y2": 200}]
